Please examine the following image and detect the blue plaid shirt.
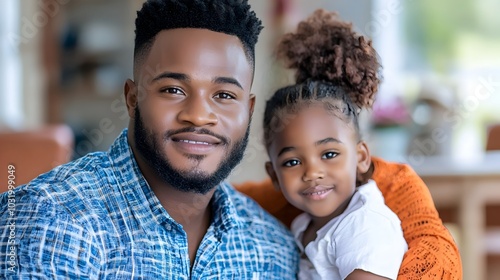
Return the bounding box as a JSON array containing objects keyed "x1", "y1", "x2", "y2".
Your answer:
[{"x1": 0, "y1": 129, "x2": 299, "y2": 279}]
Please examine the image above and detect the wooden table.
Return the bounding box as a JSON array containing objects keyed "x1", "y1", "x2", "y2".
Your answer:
[{"x1": 410, "y1": 151, "x2": 500, "y2": 280}]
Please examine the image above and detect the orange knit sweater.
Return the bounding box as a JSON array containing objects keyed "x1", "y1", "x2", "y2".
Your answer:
[{"x1": 234, "y1": 157, "x2": 462, "y2": 280}]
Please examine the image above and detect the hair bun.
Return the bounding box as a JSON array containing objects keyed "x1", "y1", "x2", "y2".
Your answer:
[{"x1": 276, "y1": 9, "x2": 381, "y2": 110}]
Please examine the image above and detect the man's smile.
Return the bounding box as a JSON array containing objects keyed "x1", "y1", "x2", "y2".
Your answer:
[{"x1": 169, "y1": 132, "x2": 225, "y2": 155}]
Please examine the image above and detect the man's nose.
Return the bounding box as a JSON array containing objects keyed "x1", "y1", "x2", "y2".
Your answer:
[{"x1": 177, "y1": 95, "x2": 218, "y2": 127}]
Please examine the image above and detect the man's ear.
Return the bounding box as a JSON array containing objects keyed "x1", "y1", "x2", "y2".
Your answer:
[
  {"x1": 356, "y1": 141, "x2": 371, "y2": 176},
  {"x1": 265, "y1": 161, "x2": 281, "y2": 191},
  {"x1": 124, "y1": 79, "x2": 138, "y2": 118},
  {"x1": 248, "y1": 93, "x2": 256, "y2": 118}
]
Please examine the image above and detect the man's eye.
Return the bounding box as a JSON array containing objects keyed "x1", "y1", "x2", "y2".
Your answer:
[
  {"x1": 283, "y1": 159, "x2": 300, "y2": 167},
  {"x1": 322, "y1": 152, "x2": 338, "y2": 159},
  {"x1": 161, "y1": 87, "x2": 183, "y2": 95},
  {"x1": 215, "y1": 92, "x2": 234, "y2": 99}
]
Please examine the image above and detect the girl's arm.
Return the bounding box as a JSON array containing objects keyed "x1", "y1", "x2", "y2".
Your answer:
[
  {"x1": 234, "y1": 157, "x2": 462, "y2": 280},
  {"x1": 345, "y1": 269, "x2": 390, "y2": 280}
]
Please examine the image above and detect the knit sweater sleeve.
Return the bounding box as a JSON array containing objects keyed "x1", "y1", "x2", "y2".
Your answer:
[
  {"x1": 371, "y1": 157, "x2": 462, "y2": 280},
  {"x1": 234, "y1": 157, "x2": 462, "y2": 280}
]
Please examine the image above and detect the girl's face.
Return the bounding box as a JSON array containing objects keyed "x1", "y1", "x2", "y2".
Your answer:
[{"x1": 266, "y1": 104, "x2": 370, "y2": 221}]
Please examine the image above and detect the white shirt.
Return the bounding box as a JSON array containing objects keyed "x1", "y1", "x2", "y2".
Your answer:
[{"x1": 292, "y1": 180, "x2": 407, "y2": 280}]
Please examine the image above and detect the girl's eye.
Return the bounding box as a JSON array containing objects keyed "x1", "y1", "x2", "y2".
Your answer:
[
  {"x1": 161, "y1": 87, "x2": 184, "y2": 95},
  {"x1": 283, "y1": 159, "x2": 300, "y2": 167},
  {"x1": 322, "y1": 151, "x2": 338, "y2": 159},
  {"x1": 215, "y1": 92, "x2": 234, "y2": 99}
]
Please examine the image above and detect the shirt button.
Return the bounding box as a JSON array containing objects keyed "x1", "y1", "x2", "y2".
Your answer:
[{"x1": 166, "y1": 224, "x2": 172, "y2": 231}]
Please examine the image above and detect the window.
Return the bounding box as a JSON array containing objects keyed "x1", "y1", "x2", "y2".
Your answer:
[
  {"x1": 0, "y1": 0, "x2": 22, "y2": 129},
  {"x1": 403, "y1": 0, "x2": 500, "y2": 157}
]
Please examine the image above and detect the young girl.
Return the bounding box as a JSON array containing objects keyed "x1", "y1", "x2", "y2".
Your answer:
[{"x1": 263, "y1": 10, "x2": 407, "y2": 279}]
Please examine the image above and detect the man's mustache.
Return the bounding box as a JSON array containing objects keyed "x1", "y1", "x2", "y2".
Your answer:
[{"x1": 163, "y1": 127, "x2": 230, "y2": 145}]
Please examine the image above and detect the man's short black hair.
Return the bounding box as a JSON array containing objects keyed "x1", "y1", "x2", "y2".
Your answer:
[{"x1": 134, "y1": 0, "x2": 263, "y2": 72}]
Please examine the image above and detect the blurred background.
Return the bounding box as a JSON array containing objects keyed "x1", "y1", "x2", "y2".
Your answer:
[{"x1": 0, "y1": 0, "x2": 499, "y2": 278}]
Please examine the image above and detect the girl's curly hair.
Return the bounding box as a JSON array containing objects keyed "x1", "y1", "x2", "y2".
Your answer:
[
  {"x1": 263, "y1": 10, "x2": 382, "y2": 146},
  {"x1": 277, "y1": 9, "x2": 381, "y2": 110}
]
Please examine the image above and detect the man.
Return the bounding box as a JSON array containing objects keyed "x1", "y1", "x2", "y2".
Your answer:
[{"x1": 0, "y1": 0, "x2": 298, "y2": 278}]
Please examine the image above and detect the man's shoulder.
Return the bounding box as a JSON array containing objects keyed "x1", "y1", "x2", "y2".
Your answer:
[
  {"x1": 222, "y1": 183, "x2": 293, "y2": 236},
  {"x1": 220, "y1": 183, "x2": 299, "y2": 272},
  {"x1": 21, "y1": 151, "x2": 109, "y2": 193},
  {"x1": 1, "y1": 151, "x2": 113, "y2": 219}
]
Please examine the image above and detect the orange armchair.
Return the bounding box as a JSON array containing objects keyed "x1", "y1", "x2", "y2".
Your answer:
[{"x1": 0, "y1": 124, "x2": 74, "y2": 193}]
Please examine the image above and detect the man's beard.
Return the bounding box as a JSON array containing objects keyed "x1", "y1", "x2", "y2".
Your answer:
[{"x1": 133, "y1": 107, "x2": 250, "y2": 194}]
